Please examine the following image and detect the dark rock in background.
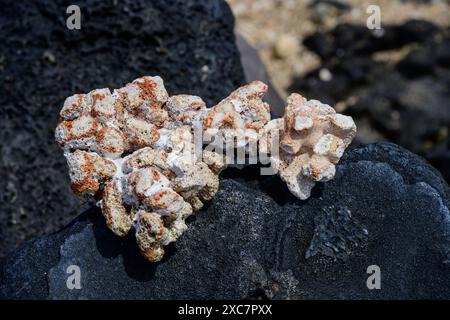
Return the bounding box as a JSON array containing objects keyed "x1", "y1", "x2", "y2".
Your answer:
[
  {"x1": 0, "y1": 0, "x2": 245, "y2": 258},
  {"x1": 235, "y1": 34, "x2": 285, "y2": 117},
  {"x1": 291, "y1": 20, "x2": 450, "y2": 182},
  {"x1": 2, "y1": 142, "x2": 450, "y2": 299}
]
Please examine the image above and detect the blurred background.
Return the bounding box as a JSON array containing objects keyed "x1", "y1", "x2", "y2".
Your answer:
[{"x1": 228, "y1": 0, "x2": 450, "y2": 181}]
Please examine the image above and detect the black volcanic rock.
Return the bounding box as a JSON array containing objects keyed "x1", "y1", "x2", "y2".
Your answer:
[
  {"x1": 0, "y1": 0, "x2": 245, "y2": 257},
  {"x1": 2, "y1": 142, "x2": 450, "y2": 299},
  {"x1": 303, "y1": 20, "x2": 440, "y2": 60}
]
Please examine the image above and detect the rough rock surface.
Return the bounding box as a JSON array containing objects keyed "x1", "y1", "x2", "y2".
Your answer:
[
  {"x1": 0, "y1": 0, "x2": 245, "y2": 257},
  {"x1": 290, "y1": 20, "x2": 450, "y2": 182},
  {"x1": 1, "y1": 142, "x2": 449, "y2": 299}
]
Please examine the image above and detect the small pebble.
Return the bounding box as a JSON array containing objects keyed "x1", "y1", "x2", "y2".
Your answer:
[
  {"x1": 42, "y1": 50, "x2": 55, "y2": 63},
  {"x1": 319, "y1": 68, "x2": 333, "y2": 82},
  {"x1": 274, "y1": 34, "x2": 299, "y2": 59}
]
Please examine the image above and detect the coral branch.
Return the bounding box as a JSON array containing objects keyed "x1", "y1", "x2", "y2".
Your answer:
[{"x1": 55, "y1": 76, "x2": 356, "y2": 261}]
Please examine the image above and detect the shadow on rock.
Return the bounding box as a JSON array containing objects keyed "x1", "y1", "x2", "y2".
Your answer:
[{"x1": 89, "y1": 209, "x2": 160, "y2": 282}]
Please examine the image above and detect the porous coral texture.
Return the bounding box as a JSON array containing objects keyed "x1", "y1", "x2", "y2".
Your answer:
[
  {"x1": 56, "y1": 75, "x2": 355, "y2": 261},
  {"x1": 203, "y1": 81, "x2": 270, "y2": 153},
  {"x1": 261, "y1": 93, "x2": 356, "y2": 200},
  {"x1": 56, "y1": 76, "x2": 224, "y2": 261}
]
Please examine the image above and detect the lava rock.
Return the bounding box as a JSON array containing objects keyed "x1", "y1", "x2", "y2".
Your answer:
[
  {"x1": 291, "y1": 21, "x2": 450, "y2": 182},
  {"x1": 303, "y1": 20, "x2": 439, "y2": 60},
  {"x1": 0, "y1": 0, "x2": 245, "y2": 258},
  {"x1": 1, "y1": 142, "x2": 449, "y2": 299}
]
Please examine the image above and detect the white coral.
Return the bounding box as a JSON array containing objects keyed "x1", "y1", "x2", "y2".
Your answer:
[
  {"x1": 56, "y1": 76, "x2": 356, "y2": 262},
  {"x1": 56, "y1": 76, "x2": 221, "y2": 262},
  {"x1": 261, "y1": 93, "x2": 357, "y2": 200},
  {"x1": 203, "y1": 80, "x2": 270, "y2": 149}
]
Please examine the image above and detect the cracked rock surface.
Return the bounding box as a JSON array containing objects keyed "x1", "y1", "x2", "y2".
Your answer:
[{"x1": 1, "y1": 142, "x2": 450, "y2": 299}]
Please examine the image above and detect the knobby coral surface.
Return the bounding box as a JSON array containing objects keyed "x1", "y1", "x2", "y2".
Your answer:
[
  {"x1": 261, "y1": 93, "x2": 357, "y2": 199},
  {"x1": 55, "y1": 75, "x2": 356, "y2": 261}
]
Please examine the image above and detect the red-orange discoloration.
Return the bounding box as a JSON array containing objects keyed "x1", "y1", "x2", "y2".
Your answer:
[
  {"x1": 153, "y1": 190, "x2": 168, "y2": 202},
  {"x1": 134, "y1": 77, "x2": 157, "y2": 102},
  {"x1": 203, "y1": 114, "x2": 213, "y2": 129},
  {"x1": 70, "y1": 178, "x2": 99, "y2": 196},
  {"x1": 60, "y1": 95, "x2": 84, "y2": 119},
  {"x1": 95, "y1": 127, "x2": 126, "y2": 155},
  {"x1": 92, "y1": 93, "x2": 105, "y2": 106},
  {"x1": 151, "y1": 169, "x2": 161, "y2": 181},
  {"x1": 140, "y1": 244, "x2": 164, "y2": 262}
]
